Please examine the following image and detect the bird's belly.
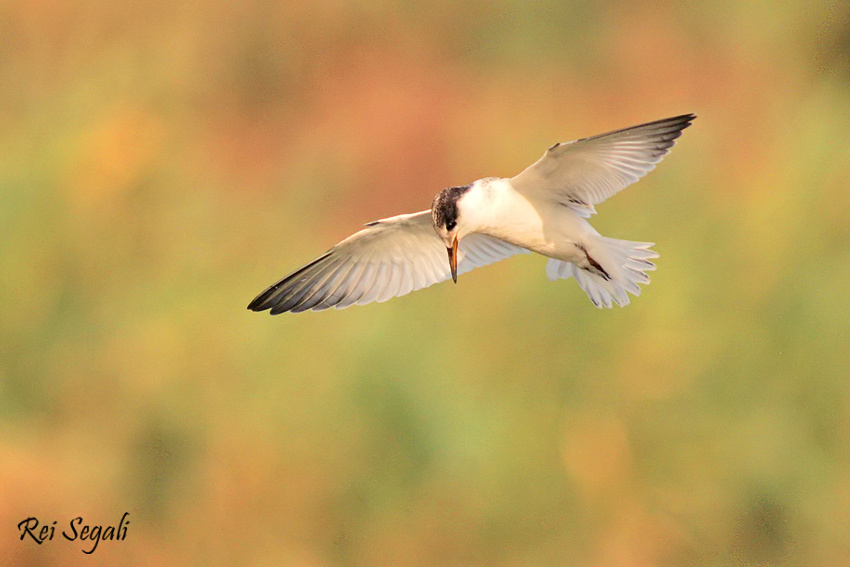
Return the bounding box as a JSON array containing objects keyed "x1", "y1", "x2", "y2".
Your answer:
[{"x1": 483, "y1": 200, "x2": 594, "y2": 263}]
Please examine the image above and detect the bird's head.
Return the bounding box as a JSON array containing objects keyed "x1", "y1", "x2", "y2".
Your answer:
[{"x1": 431, "y1": 184, "x2": 472, "y2": 283}]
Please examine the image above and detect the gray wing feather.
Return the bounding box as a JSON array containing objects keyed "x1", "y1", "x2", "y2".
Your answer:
[
  {"x1": 510, "y1": 114, "x2": 695, "y2": 216},
  {"x1": 248, "y1": 210, "x2": 529, "y2": 314}
]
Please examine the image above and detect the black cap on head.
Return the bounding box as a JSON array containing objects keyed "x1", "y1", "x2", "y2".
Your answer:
[{"x1": 431, "y1": 184, "x2": 471, "y2": 231}]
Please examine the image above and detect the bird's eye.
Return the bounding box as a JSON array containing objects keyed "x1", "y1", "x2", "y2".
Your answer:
[{"x1": 446, "y1": 220, "x2": 456, "y2": 231}]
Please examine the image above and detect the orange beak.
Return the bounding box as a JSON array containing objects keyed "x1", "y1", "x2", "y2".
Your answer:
[{"x1": 447, "y1": 236, "x2": 458, "y2": 283}]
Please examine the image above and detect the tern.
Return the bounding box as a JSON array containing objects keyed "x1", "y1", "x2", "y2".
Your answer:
[{"x1": 249, "y1": 114, "x2": 694, "y2": 313}]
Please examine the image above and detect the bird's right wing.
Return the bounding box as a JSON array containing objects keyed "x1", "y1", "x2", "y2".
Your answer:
[{"x1": 248, "y1": 210, "x2": 528, "y2": 314}]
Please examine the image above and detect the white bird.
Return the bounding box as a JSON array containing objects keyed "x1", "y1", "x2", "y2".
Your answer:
[{"x1": 249, "y1": 114, "x2": 694, "y2": 314}]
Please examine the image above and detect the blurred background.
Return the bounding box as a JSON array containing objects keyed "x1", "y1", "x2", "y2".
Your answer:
[{"x1": 2, "y1": 0, "x2": 850, "y2": 565}]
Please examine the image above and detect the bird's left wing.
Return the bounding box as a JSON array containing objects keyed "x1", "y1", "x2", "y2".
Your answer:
[
  {"x1": 510, "y1": 114, "x2": 695, "y2": 217},
  {"x1": 248, "y1": 210, "x2": 528, "y2": 314}
]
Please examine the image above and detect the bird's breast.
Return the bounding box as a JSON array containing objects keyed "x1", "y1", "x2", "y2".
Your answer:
[{"x1": 474, "y1": 180, "x2": 594, "y2": 261}]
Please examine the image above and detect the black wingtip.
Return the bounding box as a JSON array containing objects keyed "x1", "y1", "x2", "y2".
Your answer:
[
  {"x1": 670, "y1": 113, "x2": 697, "y2": 131},
  {"x1": 578, "y1": 113, "x2": 697, "y2": 144},
  {"x1": 248, "y1": 287, "x2": 294, "y2": 314},
  {"x1": 246, "y1": 276, "x2": 294, "y2": 313},
  {"x1": 664, "y1": 113, "x2": 697, "y2": 138},
  {"x1": 647, "y1": 113, "x2": 697, "y2": 130},
  {"x1": 679, "y1": 113, "x2": 697, "y2": 125},
  {"x1": 247, "y1": 280, "x2": 286, "y2": 312},
  {"x1": 247, "y1": 283, "x2": 292, "y2": 314},
  {"x1": 247, "y1": 251, "x2": 334, "y2": 315},
  {"x1": 247, "y1": 291, "x2": 273, "y2": 312}
]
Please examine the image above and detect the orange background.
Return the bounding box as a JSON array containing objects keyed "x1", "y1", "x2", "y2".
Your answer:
[{"x1": 2, "y1": 1, "x2": 850, "y2": 565}]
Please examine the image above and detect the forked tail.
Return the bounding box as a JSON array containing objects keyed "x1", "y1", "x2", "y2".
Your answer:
[{"x1": 546, "y1": 237, "x2": 659, "y2": 308}]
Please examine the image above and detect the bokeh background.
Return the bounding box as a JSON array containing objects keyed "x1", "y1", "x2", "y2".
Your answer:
[{"x1": 2, "y1": 0, "x2": 850, "y2": 565}]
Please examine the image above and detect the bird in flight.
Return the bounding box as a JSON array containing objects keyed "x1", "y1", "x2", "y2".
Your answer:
[{"x1": 248, "y1": 114, "x2": 695, "y2": 314}]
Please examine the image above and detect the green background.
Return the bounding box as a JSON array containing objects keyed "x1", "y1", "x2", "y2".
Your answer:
[{"x1": 3, "y1": 1, "x2": 850, "y2": 565}]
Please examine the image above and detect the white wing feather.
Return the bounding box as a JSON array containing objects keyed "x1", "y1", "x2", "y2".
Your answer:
[
  {"x1": 248, "y1": 210, "x2": 528, "y2": 313},
  {"x1": 510, "y1": 114, "x2": 695, "y2": 217}
]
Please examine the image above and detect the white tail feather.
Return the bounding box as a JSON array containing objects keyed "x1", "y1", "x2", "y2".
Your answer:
[{"x1": 546, "y1": 237, "x2": 658, "y2": 308}]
